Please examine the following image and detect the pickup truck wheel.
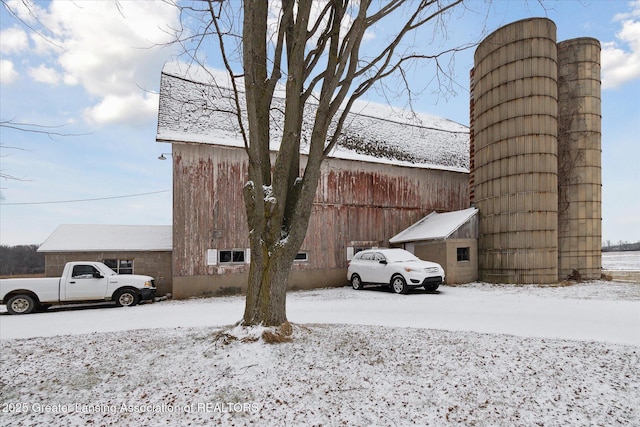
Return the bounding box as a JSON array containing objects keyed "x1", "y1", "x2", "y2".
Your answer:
[
  {"x1": 115, "y1": 290, "x2": 139, "y2": 307},
  {"x1": 7, "y1": 295, "x2": 36, "y2": 315}
]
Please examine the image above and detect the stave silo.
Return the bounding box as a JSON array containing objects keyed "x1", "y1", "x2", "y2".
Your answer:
[
  {"x1": 473, "y1": 18, "x2": 559, "y2": 283},
  {"x1": 557, "y1": 38, "x2": 602, "y2": 280}
]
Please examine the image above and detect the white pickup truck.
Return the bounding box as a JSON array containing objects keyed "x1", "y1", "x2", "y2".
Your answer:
[{"x1": 0, "y1": 261, "x2": 156, "y2": 315}]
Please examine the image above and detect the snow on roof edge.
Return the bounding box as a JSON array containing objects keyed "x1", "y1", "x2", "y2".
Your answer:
[
  {"x1": 157, "y1": 131, "x2": 470, "y2": 174},
  {"x1": 157, "y1": 61, "x2": 470, "y2": 173}
]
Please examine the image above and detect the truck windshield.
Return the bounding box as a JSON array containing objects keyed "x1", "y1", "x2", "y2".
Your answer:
[{"x1": 101, "y1": 265, "x2": 117, "y2": 275}]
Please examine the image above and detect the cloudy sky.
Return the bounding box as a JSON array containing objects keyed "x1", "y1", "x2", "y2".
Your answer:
[{"x1": 1, "y1": 0, "x2": 639, "y2": 247}]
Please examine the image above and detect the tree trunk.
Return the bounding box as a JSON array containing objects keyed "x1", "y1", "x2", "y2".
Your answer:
[
  {"x1": 242, "y1": 245, "x2": 291, "y2": 326},
  {"x1": 241, "y1": 175, "x2": 319, "y2": 326}
]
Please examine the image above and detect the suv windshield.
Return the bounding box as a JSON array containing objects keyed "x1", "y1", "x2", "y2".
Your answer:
[{"x1": 384, "y1": 250, "x2": 420, "y2": 263}]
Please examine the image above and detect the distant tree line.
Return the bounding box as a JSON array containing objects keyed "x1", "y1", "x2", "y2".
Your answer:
[
  {"x1": 602, "y1": 241, "x2": 640, "y2": 252},
  {"x1": 0, "y1": 245, "x2": 45, "y2": 276}
]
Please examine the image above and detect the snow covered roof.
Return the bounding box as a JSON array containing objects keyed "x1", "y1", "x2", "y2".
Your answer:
[
  {"x1": 389, "y1": 208, "x2": 478, "y2": 243},
  {"x1": 156, "y1": 62, "x2": 469, "y2": 172},
  {"x1": 38, "y1": 225, "x2": 172, "y2": 252}
]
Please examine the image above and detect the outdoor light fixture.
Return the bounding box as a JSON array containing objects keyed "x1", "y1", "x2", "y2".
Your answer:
[{"x1": 158, "y1": 153, "x2": 172, "y2": 160}]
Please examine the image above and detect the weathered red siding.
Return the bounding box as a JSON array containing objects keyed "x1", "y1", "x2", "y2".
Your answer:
[
  {"x1": 173, "y1": 144, "x2": 250, "y2": 277},
  {"x1": 172, "y1": 143, "x2": 469, "y2": 295}
]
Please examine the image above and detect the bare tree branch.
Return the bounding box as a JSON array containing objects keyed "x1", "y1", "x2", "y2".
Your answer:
[
  {"x1": 0, "y1": 0, "x2": 64, "y2": 48},
  {"x1": 0, "y1": 120, "x2": 91, "y2": 139}
]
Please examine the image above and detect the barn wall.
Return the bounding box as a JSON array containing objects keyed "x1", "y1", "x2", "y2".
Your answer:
[
  {"x1": 172, "y1": 143, "x2": 250, "y2": 280},
  {"x1": 308, "y1": 157, "x2": 469, "y2": 270},
  {"x1": 172, "y1": 268, "x2": 346, "y2": 299},
  {"x1": 172, "y1": 143, "x2": 469, "y2": 298},
  {"x1": 44, "y1": 251, "x2": 172, "y2": 296}
]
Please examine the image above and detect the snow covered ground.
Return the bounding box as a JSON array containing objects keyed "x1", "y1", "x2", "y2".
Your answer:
[
  {"x1": 603, "y1": 251, "x2": 640, "y2": 271},
  {"x1": 1, "y1": 280, "x2": 639, "y2": 426}
]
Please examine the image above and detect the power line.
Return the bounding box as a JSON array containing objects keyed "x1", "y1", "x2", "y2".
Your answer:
[{"x1": 1, "y1": 190, "x2": 170, "y2": 206}]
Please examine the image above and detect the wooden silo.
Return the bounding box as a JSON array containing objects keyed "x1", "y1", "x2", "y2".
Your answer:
[
  {"x1": 473, "y1": 18, "x2": 559, "y2": 283},
  {"x1": 557, "y1": 38, "x2": 602, "y2": 280}
]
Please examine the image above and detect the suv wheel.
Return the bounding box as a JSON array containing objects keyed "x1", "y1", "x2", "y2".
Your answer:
[
  {"x1": 391, "y1": 275, "x2": 408, "y2": 294},
  {"x1": 351, "y1": 274, "x2": 364, "y2": 290}
]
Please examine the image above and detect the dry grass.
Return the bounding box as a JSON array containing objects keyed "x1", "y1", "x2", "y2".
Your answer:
[
  {"x1": 262, "y1": 322, "x2": 294, "y2": 344},
  {"x1": 601, "y1": 272, "x2": 613, "y2": 281}
]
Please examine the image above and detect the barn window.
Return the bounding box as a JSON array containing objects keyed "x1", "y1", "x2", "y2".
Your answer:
[
  {"x1": 219, "y1": 249, "x2": 246, "y2": 264},
  {"x1": 294, "y1": 252, "x2": 308, "y2": 262},
  {"x1": 104, "y1": 259, "x2": 134, "y2": 274},
  {"x1": 456, "y1": 247, "x2": 470, "y2": 262}
]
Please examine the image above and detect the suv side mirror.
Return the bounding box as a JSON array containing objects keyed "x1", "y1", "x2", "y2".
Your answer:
[
  {"x1": 93, "y1": 272, "x2": 104, "y2": 279},
  {"x1": 379, "y1": 259, "x2": 387, "y2": 265}
]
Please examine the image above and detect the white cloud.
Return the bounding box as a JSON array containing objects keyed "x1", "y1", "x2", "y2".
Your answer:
[
  {"x1": 613, "y1": 0, "x2": 640, "y2": 21},
  {"x1": 0, "y1": 59, "x2": 19, "y2": 84},
  {"x1": 48, "y1": 1, "x2": 179, "y2": 92},
  {"x1": 602, "y1": 1, "x2": 640, "y2": 89},
  {"x1": 0, "y1": 26, "x2": 29, "y2": 54},
  {"x1": 4, "y1": 0, "x2": 43, "y2": 23},
  {"x1": 84, "y1": 93, "x2": 159, "y2": 127},
  {"x1": 4, "y1": 0, "x2": 180, "y2": 126},
  {"x1": 27, "y1": 64, "x2": 61, "y2": 85}
]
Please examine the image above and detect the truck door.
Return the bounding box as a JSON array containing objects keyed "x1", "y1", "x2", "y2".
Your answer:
[{"x1": 63, "y1": 264, "x2": 109, "y2": 301}]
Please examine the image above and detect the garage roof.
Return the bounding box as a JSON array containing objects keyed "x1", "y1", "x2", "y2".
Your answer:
[
  {"x1": 389, "y1": 208, "x2": 478, "y2": 243},
  {"x1": 38, "y1": 225, "x2": 172, "y2": 252}
]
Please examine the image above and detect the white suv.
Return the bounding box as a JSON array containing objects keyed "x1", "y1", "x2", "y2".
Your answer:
[{"x1": 347, "y1": 248, "x2": 444, "y2": 294}]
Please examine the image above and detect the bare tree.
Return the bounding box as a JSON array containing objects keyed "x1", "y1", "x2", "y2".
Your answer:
[
  {"x1": 173, "y1": 0, "x2": 470, "y2": 326},
  {"x1": 0, "y1": 120, "x2": 90, "y2": 184}
]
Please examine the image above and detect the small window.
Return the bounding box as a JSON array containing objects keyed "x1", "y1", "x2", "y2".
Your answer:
[
  {"x1": 457, "y1": 247, "x2": 470, "y2": 262},
  {"x1": 219, "y1": 249, "x2": 246, "y2": 264},
  {"x1": 104, "y1": 259, "x2": 134, "y2": 274},
  {"x1": 117, "y1": 260, "x2": 133, "y2": 274},
  {"x1": 374, "y1": 253, "x2": 386, "y2": 262},
  {"x1": 294, "y1": 252, "x2": 308, "y2": 262}
]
